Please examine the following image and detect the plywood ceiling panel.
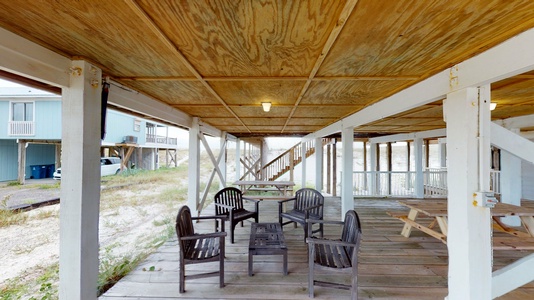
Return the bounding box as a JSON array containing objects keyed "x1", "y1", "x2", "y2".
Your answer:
[
  {"x1": 139, "y1": 0, "x2": 347, "y2": 77},
  {"x1": 0, "y1": 1, "x2": 533, "y2": 138}
]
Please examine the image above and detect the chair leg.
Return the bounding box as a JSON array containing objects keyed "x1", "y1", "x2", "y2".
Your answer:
[
  {"x1": 220, "y1": 240, "x2": 225, "y2": 288},
  {"x1": 308, "y1": 245, "x2": 315, "y2": 298},
  {"x1": 179, "y1": 260, "x2": 185, "y2": 293},
  {"x1": 351, "y1": 261, "x2": 358, "y2": 300}
]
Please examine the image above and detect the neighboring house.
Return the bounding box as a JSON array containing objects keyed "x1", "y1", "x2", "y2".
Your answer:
[{"x1": 0, "y1": 85, "x2": 179, "y2": 182}]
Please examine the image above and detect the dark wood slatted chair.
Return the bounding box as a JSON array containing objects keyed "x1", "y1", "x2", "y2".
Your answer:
[
  {"x1": 306, "y1": 209, "x2": 362, "y2": 299},
  {"x1": 214, "y1": 187, "x2": 260, "y2": 243},
  {"x1": 278, "y1": 188, "x2": 324, "y2": 241},
  {"x1": 175, "y1": 205, "x2": 227, "y2": 293}
]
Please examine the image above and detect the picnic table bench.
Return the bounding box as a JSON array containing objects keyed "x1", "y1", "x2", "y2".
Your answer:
[
  {"x1": 388, "y1": 200, "x2": 534, "y2": 250},
  {"x1": 233, "y1": 180, "x2": 295, "y2": 197}
]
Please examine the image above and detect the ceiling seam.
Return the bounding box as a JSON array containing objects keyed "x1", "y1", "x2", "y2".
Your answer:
[
  {"x1": 281, "y1": 0, "x2": 360, "y2": 134},
  {"x1": 125, "y1": 0, "x2": 251, "y2": 133}
]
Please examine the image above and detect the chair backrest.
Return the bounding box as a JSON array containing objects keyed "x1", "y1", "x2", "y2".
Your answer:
[
  {"x1": 294, "y1": 188, "x2": 324, "y2": 217},
  {"x1": 341, "y1": 210, "x2": 362, "y2": 257},
  {"x1": 176, "y1": 205, "x2": 195, "y2": 253},
  {"x1": 214, "y1": 187, "x2": 244, "y2": 216}
]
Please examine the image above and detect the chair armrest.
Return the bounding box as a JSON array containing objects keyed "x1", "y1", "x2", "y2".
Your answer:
[
  {"x1": 306, "y1": 237, "x2": 357, "y2": 248},
  {"x1": 243, "y1": 197, "x2": 261, "y2": 204},
  {"x1": 214, "y1": 203, "x2": 235, "y2": 210},
  {"x1": 192, "y1": 215, "x2": 227, "y2": 222},
  {"x1": 278, "y1": 197, "x2": 296, "y2": 204},
  {"x1": 303, "y1": 204, "x2": 323, "y2": 212},
  {"x1": 192, "y1": 215, "x2": 226, "y2": 232},
  {"x1": 180, "y1": 232, "x2": 227, "y2": 241},
  {"x1": 306, "y1": 219, "x2": 343, "y2": 226}
]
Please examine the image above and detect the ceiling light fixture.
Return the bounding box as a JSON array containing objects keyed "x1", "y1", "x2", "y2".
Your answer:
[
  {"x1": 261, "y1": 102, "x2": 271, "y2": 112},
  {"x1": 490, "y1": 102, "x2": 497, "y2": 111}
]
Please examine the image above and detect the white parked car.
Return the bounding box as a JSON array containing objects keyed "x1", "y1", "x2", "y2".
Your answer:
[{"x1": 53, "y1": 157, "x2": 122, "y2": 180}]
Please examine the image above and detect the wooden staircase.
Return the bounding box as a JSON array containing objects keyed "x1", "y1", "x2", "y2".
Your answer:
[{"x1": 257, "y1": 138, "x2": 334, "y2": 181}]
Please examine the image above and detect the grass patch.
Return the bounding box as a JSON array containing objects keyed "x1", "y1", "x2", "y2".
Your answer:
[
  {"x1": 1, "y1": 278, "x2": 30, "y2": 300},
  {"x1": 0, "y1": 209, "x2": 28, "y2": 228},
  {"x1": 6, "y1": 181, "x2": 22, "y2": 187},
  {"x1": 98, "y1": 254, "x2": 145, "y2": 296},
  {"x1": 37, "y1": 182, "x2": 60, "y2": 190}
]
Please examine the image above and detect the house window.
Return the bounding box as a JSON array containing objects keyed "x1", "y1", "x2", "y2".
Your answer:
[
  {"x1": 12, "y1": 102, "x2": 33, "y2": 121},
  {"x1": 134, "y1": 119, "x2": 141, "y2": 132},
  {"x1": 9, "y1": 101, "x2": 35, "y2": 136}
]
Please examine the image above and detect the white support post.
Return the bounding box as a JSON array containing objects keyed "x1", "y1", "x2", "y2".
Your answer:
[
  {"x1": 301, "y1": 140, "x2": 307, "y2": 188},
  {"x1": 235, "y1": 138, "x2": 241, "y2": 182},
  {"x1": 369, "y1": 142, "x2": 377, "y2": 194},
  {"x1": 414, "y1": 138, "x2": 424, "y2": 198},
  {"x1": 315, "y1": 137, "x2": 323, "y2": 192},
  {"x1": 444, "y1": 87, "x2": 492, "y2": 300},
  {"x1": 188, "y1": 118, "x2": 200, "y2": 211},
  {"x1": 17, "y1": 140, "x2": 26, "y2": 184},
  {"x1": 219, "y1": 132, "x2": 227, "y2": 190},
  {"x1": 438, "y1": 138, "x2": 447, "y2": 168},
  {"x1": 59, "y1": 60, "x2": 101, "y2": 300},
  {"x1": 341, "y1": 127, "x2": 354, "y2": 217},
  {"x1": 500, "y1": 149, "x2": 521, "y2": 226}
]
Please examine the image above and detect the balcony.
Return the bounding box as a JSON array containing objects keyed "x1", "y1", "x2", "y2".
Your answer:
[
  {"x1": 145, "y1": 134, "x2": 177, "y2": 146},
  {"x1": 8, "y1": 121, "x2": 34, "y2": 136}
]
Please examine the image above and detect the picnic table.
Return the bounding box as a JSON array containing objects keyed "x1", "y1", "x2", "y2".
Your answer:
[
  {"x1": 233, "y1": 180, "x2": 295, "y2": 200},
  {"x1": 388, "y1": 200, "x2": 534, "y2": 250}
]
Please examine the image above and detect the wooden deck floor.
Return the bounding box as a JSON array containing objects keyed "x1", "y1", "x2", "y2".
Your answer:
[{"x1": 100, "y1": 198, "x2": 534, "y2": 299}]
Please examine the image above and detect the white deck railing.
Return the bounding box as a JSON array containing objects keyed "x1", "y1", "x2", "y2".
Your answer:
[
  {"x1": 352, "y1": 169, "x2": 501, "y2": 198},
  {"x1": 8, "y1": 121, "x2": 34, "y2": 136},
  {"x1": 146, "y1": 134, "x2": 177, "y2": 145}
]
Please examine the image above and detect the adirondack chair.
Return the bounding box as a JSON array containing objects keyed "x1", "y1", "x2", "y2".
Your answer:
[
  {"x1": 278, "y1": 188, "x2": 324, "y2": 241},
  {"x1": 306, "y1": 209, "x2": 362, "y2": 299},
  {"x1": 175, "y1": 205, "x2": 227, "y2": 293},
  {"x1": 214, "y1": 187, "x2": 260, "y2": 243}
]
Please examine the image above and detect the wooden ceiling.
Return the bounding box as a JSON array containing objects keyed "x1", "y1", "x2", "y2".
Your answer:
[{"x1": 1, "y1": 0, "x2": 534, "y2": 138}]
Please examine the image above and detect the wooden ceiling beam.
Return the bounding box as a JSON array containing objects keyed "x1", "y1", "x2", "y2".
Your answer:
[
  {"x1": 117, "y1": 75, "x2": 419, "y2": 82},
  {"x1": 125, "y1": 0, "x2": 251, "y2": 133},
  {"x1": 281, "y1": 0, "x2": 360, "y2": 133}
]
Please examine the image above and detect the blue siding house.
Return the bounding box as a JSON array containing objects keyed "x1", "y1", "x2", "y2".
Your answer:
[{"x1": 0, "y1": 84, "x2": 179, "y2": 182}]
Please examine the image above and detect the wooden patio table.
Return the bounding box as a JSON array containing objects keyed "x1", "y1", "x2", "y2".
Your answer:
[
  {"x1": 248, "y1": 222, "x2": 288, "y2": 276},
  {"x1": 388, "y1": 200, "x2": 534, "y2": 249},
  {"x1": 233, "y1": 180, "x2": 295, "y2": 200}
]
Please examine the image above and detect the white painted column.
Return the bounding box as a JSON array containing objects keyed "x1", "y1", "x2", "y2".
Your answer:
[
  {"x1": 369, "y1": 142, "x2": 377, "y2": 194},
  {"x1": 414, "y1": 138, "x2": 424, "y2": 198},
  {"x1": 444, "y1": 87, "x2": 492, "y2": 300},
  {"x1": 59, "y1": 60, "x2": 101, "y2": 300},
  {"x1": 341, "y1": 127, "x2": 354, "y2": 217},
  {"x1": 17, "y1": 140, "x2": 26, "y2": 184},
  {"x1": 235, "y1": 138, "x2": 241, "y2": 182},
  {"x1": 219, "y1": 132, "x2": 227, "y2": 190},
  {"x1": 438, "y1": 138, "x2": 447, "y2": 168},
  {"x1": 315, "y1": 137, "x2": 323, "y2": 192},
  {"x1": 188, "y1": 118, "x2": 200, "y2": 211},
  {"x1": 500, "y1": 149, "x2": 521, "y2": 226},
  {"x1": 301, "y1": 139, "x2": 307, "y2": 188}
]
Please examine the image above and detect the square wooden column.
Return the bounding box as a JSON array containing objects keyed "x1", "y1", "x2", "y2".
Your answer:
[
  {"x1": 341, "y1": 126, "x2": 354, "y2": 217},
  {"x1": 59, "y1": 60, "x2": 102, "y2": 300},
  {"x1": 188, "y1": 117, "x2": 200, "y2": 211},
  {"x1": 444, "y1": 87, "x2": 492, "y2": 299},
  {"x1": 315, "y1": 137, "x2": 323, "y2": 192}
]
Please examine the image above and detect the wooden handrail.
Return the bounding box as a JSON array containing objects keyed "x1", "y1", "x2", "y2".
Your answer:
[{"x1": 258, "y1": 138, "x2": 334, "y2": 181}]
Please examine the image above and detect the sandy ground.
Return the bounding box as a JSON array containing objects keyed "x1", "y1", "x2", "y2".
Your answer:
[{"x1": 0, "y1": 184, "x2": 182, "y2": 285}]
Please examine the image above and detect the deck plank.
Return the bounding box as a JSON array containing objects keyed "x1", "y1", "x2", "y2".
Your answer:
[{"x1": 100, "y1": 197, "x2": 534, "y2": 299}]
